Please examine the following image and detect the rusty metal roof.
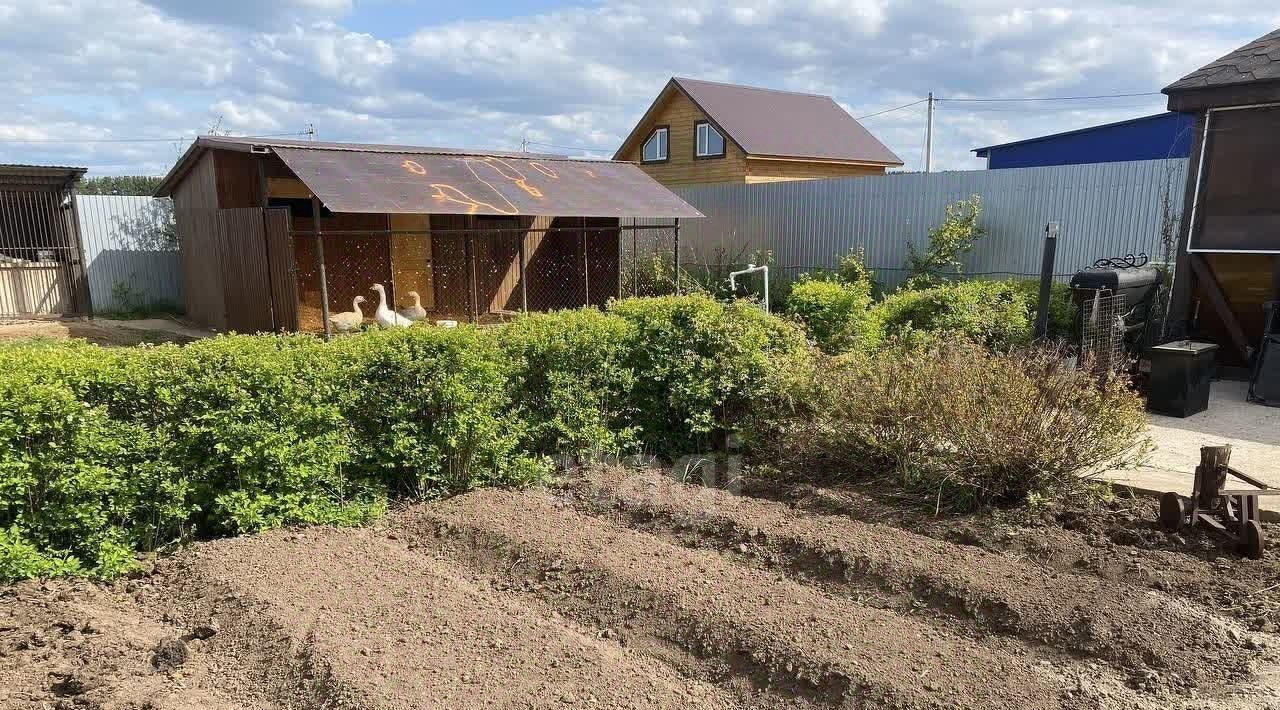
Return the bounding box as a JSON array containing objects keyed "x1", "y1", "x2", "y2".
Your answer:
[{"x1": 272, "y1": 145, "x2": 702, "y2": 218}]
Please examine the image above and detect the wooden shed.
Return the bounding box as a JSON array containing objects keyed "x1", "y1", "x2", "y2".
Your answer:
[
  {"x1": 154, "y1": 137, "x2": 701, "y2": 335},
  {"x1": 0, "y1": 164, "x2": 89, "y2": 317},
  {"x1": 1164, "y1": 28, "x2": 1280, "y2": 371}
]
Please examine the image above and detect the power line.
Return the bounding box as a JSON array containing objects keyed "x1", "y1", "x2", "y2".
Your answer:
[
  {"x1": 937, "y1": 91, "x2": 1162, "y2": 103},
  {"x1": 854, "y1": 98, "x2": 928, "y2": 120},
  {"x1": 938, "y1": 103, "x2": 1158, "y2": 113},
  {"x1": 523, "y1": 139, "x2": 613, "y2": 154}
]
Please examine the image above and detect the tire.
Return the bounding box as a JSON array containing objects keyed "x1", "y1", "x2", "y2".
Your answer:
[
  {"x1": 1159, "y1": 492, "x2": 1186, "y2": 531},
  {"x1": 1242, "y1": 519, "x2": 1265, "y2": 561}
]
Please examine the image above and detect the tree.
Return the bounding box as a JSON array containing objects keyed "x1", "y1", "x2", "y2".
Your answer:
[
  {"x1": 903, "y1": 195, "x2": 987, "y2": 290},
  {"x1": 78, "y1": 176, "x2": 163, "y2": 196}
]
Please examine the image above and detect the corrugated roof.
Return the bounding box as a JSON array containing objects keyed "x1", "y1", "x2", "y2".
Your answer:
[
  {"x1": 0, "y1": 164, "x2": 87, "y2": 182},
  {"x1": 972, "y1": 113, "x2": 1183, "y2": 155},
  {"x1": 156, "y1": 136, "x2": 701, "y2": 218},
  {"x1": 273, "y1": 147, "x2": 702, "y2": 218},
  {"x1": 1164, "y1": 28, "x2": 1280, "y2": 93},
  {"x1": 615, "y1": 78, "x2": 903, "y2": 165}
]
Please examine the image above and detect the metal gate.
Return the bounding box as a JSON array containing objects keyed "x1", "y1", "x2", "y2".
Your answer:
[{"x1": 0, "y1": 187, "x2": 88, "y2": 317}]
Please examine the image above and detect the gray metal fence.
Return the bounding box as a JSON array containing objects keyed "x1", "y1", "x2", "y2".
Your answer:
[
  {"x1": 670, "y1": 158, "x2": 1188, "y2": 290},
  {"x1": 76, "y1": 195, "x2": 182, "y2": 314}
]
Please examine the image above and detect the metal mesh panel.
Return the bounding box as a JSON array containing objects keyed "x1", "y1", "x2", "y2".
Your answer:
[
  {"x1": 290, "y1": 214, "x2": 637, "y2": 333},
  {"x1": 619, "y1": 224, "x2": 678, "y2": 298},
  {"x1": 1080, "y1": 292, "x2": 1128, "y2": 376}
]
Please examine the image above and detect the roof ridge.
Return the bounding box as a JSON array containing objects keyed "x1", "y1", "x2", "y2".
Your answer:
[{"x1": 673, "y1": 76, "x2": 831, "y2": 100}]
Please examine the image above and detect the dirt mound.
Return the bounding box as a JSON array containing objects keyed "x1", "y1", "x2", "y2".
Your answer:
[
  {"x1": 4, "y1": 466, "x2": 1280, "y2": 709},
  {"x1": 565, "y1": 467, "x2": 1255, "y2": 692}
]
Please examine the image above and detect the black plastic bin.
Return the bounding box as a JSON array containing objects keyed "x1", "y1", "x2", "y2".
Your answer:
[{"x1": 1148, "y1": 341, "x2": 1218, "y2": 417}]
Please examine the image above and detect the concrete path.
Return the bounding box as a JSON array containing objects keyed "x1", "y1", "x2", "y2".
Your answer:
[{"x1": 1105, "y1": 380, "x2": 1280, "y2": 513}]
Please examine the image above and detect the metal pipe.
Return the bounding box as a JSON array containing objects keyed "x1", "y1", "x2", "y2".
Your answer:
[
  {"x1": 728, "y1": 263, "x2": 770, "y2": 313},
  {"x1": 1033, "y1": 221, "x2": 1059, "y2": 340},
  {"x1": 285, "y1": 223, "x2": 680, "y2": 237},
  {"x1": 311, "y1": 196, "x2": 332, "y2": 340}
]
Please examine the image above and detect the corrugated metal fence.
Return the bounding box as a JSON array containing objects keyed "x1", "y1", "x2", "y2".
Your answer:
[
  {"x1": 76, "y1": 195, "x2": 182, "y2": 314},
  {"x1": 670, "y1": 158, "x2": 1188, "y2": 289}
]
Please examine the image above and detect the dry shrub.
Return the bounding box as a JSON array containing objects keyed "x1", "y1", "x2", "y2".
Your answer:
[{"x1": 771, "y1": 340, "x2": 1150, "y2": 512}]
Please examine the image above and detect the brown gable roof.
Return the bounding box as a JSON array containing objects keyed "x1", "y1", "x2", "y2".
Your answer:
[
  {"x1": 1164, "y1": 28, "x2": 1280, "y2": 93},
  {"x1": 614, "y1": 77, "x2": 903, "y2": 166}
]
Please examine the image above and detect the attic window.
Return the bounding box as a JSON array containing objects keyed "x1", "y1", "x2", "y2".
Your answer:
[
  {"x1": 695, "y1": 121, "x2": 725, "y2": 158},
  {"x1": 642, "y1": 126, "x2": 668, "y2": 163}
]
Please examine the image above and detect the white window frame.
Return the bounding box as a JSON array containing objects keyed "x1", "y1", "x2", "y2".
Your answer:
[
  {"x1": 641, "y1": 127, "x2": 668, "y2": 163},
  {"x1": 695, "y1": 121, "x2": 725, "y2": 158}
]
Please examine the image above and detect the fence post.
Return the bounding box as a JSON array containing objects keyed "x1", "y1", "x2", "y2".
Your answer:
[
  {"x1": 673, "y1": 218, "x2": 681, "y2": 295},
  {"x1": 519, "y1": 230, "x2": 528, "y2": 313},
  {"x1": 1033, "y1": 221, "x2": 1060, "y2": 341},
  {"x1": 311, "y1": 196, "x2": 332, "y2": 340}
]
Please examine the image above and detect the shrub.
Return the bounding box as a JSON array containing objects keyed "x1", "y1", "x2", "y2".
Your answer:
[
  {"x1": 498, "y1": 309, "x2": 639, "y2": 459},
  {"x1": 1009, "y1": 278, "x2": 1075, "y2": 341},
  {"x1": 872, "y1": 279, "x2": 1036, "y2": 351},
  {"x1": 785, "y1": 278, "x2": 879, "y2": 354},
  {"x1": 769, "y1": 340, "x2": 1150, "y2": 512},
  {"x1": 608, "y1": 294, "x2": 812, "y2": 458},
  {"x1": 904, "y1": 195, "x2": 987, "y2": 289}
]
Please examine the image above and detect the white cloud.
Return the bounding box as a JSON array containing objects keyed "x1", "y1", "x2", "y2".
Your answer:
[{"x1": 0, "y1": 1, "x2": 1276, "y2": 175}]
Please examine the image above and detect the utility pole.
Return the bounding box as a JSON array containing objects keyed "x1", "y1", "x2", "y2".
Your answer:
[
  {"x1": 306, "y1": 122, "x2": 316, "y2": 141},
  {"x1": 924, "y1": 92, "x2": 935, "y2": 173},
  {"x1": 520, "y1": 138, "x2": 528, "y2": 153}
]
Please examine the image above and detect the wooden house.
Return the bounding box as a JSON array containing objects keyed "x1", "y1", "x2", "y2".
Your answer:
[
  {"x1": 1164, "y1": 27, "x2": 1280, "y2": 370},
  {"x1": 154, "y1": 137, "x2": 700, "y2": 335},
  {"x1": 614, "y1": 77, "x2": 903, "y2": 187}
]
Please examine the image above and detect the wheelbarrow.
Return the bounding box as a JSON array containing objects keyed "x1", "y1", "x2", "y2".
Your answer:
[{"x1": 1159, "y1": 445, "x2": 1276, "y2": 560}]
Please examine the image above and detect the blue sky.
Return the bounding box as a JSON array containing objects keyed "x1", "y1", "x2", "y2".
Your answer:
[{"x1": 0, "y1": 1, "x2": 1276, "y2": 176}]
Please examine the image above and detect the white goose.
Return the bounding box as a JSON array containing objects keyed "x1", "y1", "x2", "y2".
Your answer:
[
  {"x1": 398, "y1": 290, "x2": 427, "y2": 321},
  {"x1": 331, "y1": 295, "x2": 366, "y2": 333},
  {"x1": 370, "y1": 283, "x2": 413, "y2": 328}
]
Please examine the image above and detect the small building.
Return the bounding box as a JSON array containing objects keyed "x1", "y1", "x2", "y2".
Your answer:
[
  {"x1": 0, "y1": 164, "x2": 89, "y2": 317},
  {"x1": 1164, "y1": 27, "x2": 1280, "y2": 370},
  {"x1": 154, "y1": 136, "x2": 700, "y2": 334},
  {"x1": 972, "y1": 112, "x2": 1196, "y2": 169},
  {"x1": 614, "y1": 77, "x2": 903, "y2": 187}
]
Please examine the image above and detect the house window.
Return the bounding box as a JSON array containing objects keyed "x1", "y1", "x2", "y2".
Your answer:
[
  {"x1": 695, "y1": 121, "x2": 725, "y2": 158},
  {"x1": 642, "y1": 126, "x2": 668, "y2": 162}
]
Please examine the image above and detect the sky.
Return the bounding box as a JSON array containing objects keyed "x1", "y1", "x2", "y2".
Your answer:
[{"x1": 0, "y1": 1, "x2": 1276, "y2": 177}]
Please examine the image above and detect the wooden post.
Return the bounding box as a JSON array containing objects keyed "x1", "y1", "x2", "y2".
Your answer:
[
  {"x1": 581, "y1": 216, "x2": 590, "y2": 306},
  {"x1": 311, "y1": 196, "x2": 331, "y2": 340},
  {"x1": 1196, "y1": 444, "x2": 1232, "y2": 509},
  {"x1": 519, "y1": 230, "x2": 528, "y2": 313},
  {"x1": 257, "y1": 157, "x2": 279, "y2": 331},
  {"x1": 673, "y1": 218, "x2": 681, "y2": 295},
  {"x1": 465, "y1": 231, "x2": 477, "y2": 324},
  {"x1": 632, "y1": 219, "x2": 638, "y2": 297}
]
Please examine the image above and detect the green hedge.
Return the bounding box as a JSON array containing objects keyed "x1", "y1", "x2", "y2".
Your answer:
[
  {"x1": 870, "y1": 278, "x2": 1075, "y2": 351},
  {"x1": 0, "y1": 295, "x2": 810, "y2": 580},
  {"x1": 785, "y1": 278, "x2": 878, "y2": 354}
]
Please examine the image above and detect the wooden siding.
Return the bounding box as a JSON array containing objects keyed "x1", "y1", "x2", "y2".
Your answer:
[
  {"x1": 214, "y1": 150, "x2": 263, "y2": 208},
  {"x1": 389, "y1": 213, "x2": 434, "y2": 311},
  {"x1": 744, "y1": 158, "x2": 886, "y2": 184},
  {"x1": 172, "y1": 152, "x2": 227, "y2": 330},
  {"x1": 218, "y1": 208, "x2": 274, "y2": 333},
  {"x1": 619, "y1": 90, "x2": 890, "y2": 186},
  {"x1": 263, "y1": 208, "x2": 298, "y2": 331},
  {"x1": 617, "y1": 91, "x2": 750, "y2": 186}
]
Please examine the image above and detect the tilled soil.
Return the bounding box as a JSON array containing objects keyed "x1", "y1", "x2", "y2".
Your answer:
[{"x1": 4, "y1": 467, "x2": 1280, "y2": 709}]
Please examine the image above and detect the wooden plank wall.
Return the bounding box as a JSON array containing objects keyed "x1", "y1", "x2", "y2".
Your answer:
[
  {"x1": 0, "y1": 262, "x2": 68, "y2": 316},
  {"x1": 389, "y1": 213, "x2": 433, "y2": 311},
  {"x1": 218, "y1": 208, "x2": 274, "y2": 333},
  {"x1": 172, "y1": 151, "x2": 228, "y2": 330},
  {"x1": 263, "y1": 208, "x2": 298, "y2": 331}
]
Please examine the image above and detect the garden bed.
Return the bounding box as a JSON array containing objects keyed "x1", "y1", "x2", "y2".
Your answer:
[{"x1": 4, "y1": 467, "x2": 1278, "y2": 710}]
